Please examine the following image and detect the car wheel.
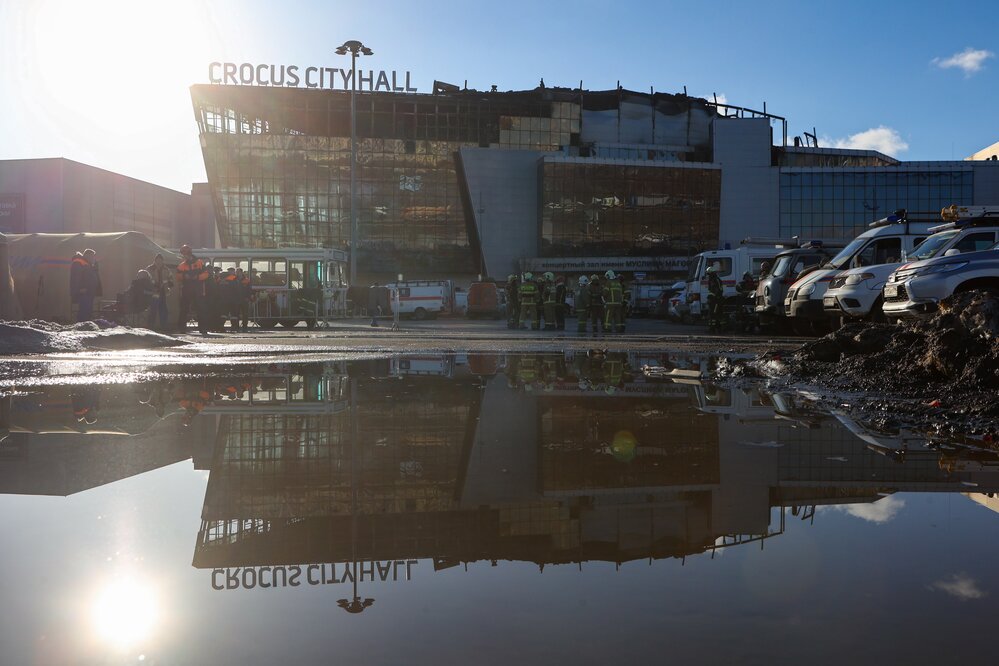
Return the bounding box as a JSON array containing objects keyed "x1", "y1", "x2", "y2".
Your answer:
[{"x1": 414, "y1": 307, "x2": 428, "y2": 321}]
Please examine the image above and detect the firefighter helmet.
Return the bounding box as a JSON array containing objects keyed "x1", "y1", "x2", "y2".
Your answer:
[
  {"x1": 604, "y1": 270, "x2": 617, "y2": 280},
  {"x1": 543, "y1": 271, "x2": 555, "y2": 282},
  {"x1": 180, "y1": 244, "x2": 193, "y2": 255},
  {"x1": 578, "y1": 275, "x2": 589, "y2": 286},
  {"x1": 523, "y1": 272, "x2": 533, "y2": 281}
]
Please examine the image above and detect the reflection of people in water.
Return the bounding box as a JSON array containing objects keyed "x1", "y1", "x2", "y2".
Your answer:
[
  {"x1": 71, "y1": 389, "x2": 100, "y2": 426},
  {"x1": 175, "y1": 380, "x2": 212, "y2": 426}
]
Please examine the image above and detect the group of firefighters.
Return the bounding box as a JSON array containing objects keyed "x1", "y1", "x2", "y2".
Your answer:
[{"x1": 505, "y1": 270, "x2": 628, "y2": 334}]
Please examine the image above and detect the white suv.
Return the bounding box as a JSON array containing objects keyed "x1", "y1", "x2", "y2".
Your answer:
[{"x1": 823, "y1": 223, "x2": 999, "y2": 321}]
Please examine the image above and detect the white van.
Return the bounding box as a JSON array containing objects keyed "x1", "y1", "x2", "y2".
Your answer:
[
  {"x1": 385, "y1": 280, "x2": 454, "y2": 320},
  {"x1": 686, "y1": 247, "x2": 781, "y2": 318},
  {"x1": 784, "y1": 213, "x2": 935, "y2": 333},
  {"x1": 824, "y1": 213, "x2": 999, "y2": 322}
]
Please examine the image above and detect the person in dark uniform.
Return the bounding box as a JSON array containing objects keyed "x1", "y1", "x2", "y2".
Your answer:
[
  {"x1": 588, "y1": 275, "x2": 604, "y2": 334},
  {"x1": 554, "y1": 275, "x2": 567, "y2": 330},
  {"x1": 506, "y1": 274, "x2": 520, "y2": 329},
  {"x1": 706, "y1": 262, "x2": 725, "y2": 333}
]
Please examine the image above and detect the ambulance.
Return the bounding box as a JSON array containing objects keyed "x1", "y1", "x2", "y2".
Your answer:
[{"x1": 385, "y1": 280, "x2": 455, "y2": 319}]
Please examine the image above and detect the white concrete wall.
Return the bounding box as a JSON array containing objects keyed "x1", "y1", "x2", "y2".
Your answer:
[
  {"x1": 714, "y1": 118, "x2": 780, "y2": 247},
  {"x1": 459, "y1": 147, "x2": 548, "y2": 278}
]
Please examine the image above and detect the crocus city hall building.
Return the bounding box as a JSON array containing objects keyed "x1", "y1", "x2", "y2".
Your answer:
[{"x1": 191, "y1": 61, "x2": 999, "y2": 282}]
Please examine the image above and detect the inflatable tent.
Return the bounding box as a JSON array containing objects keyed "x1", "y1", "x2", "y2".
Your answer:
[{"x1": 6, "y1": 232, "x2": 181, "y2": 322}]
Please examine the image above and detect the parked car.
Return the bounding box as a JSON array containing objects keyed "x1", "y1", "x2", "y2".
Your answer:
[
  {"x1": 756, "y1": 243, "x2": 844, "y2": 331},
  {"x1": 784, "y1": 212, "x2": 935, "y2": 334},
  {"x1": 882, "y1": 244, "x2": 999, "y2": 318},
  {"x1": 823, "y1": 220, "x2": 999, "y2": 322}
]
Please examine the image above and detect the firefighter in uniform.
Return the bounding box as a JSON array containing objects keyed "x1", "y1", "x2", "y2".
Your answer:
[
  {"x1": 587, "y1": 275, "x2": 604, "y2": 334},
  {"x1": 706, "y1": 262, "x2": 725, "y2": 332},
  {"x1": 542, "y1": 272, "x2": 557, "y2": 330},
  {"x1": 575, "y1": 275, "x2": 590, "y2": 333},
  {"x1": 518, "y1": 272, "x2": 539, "y2": 330},
  {"x1": 176, "y1": 244, "x2": 210, "y2": 335},
  {"x1": 602, "y1": 270, "x2": 625, "y2": 334},
  {"x1": 506, "y1": 274, "x2": 520, "y2": 329},
  {"x1": 554, "y1": 275, "x2": 567, "y2": 330}
]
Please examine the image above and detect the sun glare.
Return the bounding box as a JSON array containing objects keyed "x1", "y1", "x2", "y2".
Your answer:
[
  {"x1": 22, "y1": 0, "x2": 216, "y2": 149},
  {"x1": 91, "y1": 575, "x2": 160, "y2": 649}
]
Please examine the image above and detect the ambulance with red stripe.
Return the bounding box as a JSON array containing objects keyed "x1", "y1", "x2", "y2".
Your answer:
[
  {"x1": 385, "y1": 279, "x2": 454, "y2": 320},
  {"x1": 784, "y1": 211, "x2": 935, "y2": 334},
  {"x1": 685, "y1": 247, "x2": 780, "y2": 318}
]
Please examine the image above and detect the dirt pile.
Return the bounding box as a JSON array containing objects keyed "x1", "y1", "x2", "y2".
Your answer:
[
  {"x1": 743, "y1": 291, "x2": 999, "y2": 436},
  {"x1": 0, "y1": 319, "x2": 185, "y2": 354},
  {"x1": 761, "y1": 290, "x2": 999, "y2": 404}
]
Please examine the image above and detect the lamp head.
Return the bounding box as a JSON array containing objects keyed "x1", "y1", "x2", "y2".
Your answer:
[{"x1": 336, "y1": 40, "x2": 373, "y2": 56}]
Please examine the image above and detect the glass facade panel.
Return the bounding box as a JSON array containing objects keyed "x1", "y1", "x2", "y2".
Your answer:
[
  {"x1": 541, "y1": 161, "x2": 721, "y2": 257},
  {"x1": 778, "y1": 169, "x2": 974, "y2": 239}
]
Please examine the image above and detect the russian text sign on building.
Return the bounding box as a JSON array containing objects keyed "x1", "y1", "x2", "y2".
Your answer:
[
  {"x1": 208, "y1": 62, "x2": 418, "y2": 92},
  {"x1": 520, "y1": 256, "x2": 690, "y2": 273}
]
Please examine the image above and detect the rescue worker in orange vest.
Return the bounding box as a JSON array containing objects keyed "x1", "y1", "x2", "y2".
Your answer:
[
  {"x1": 234, "y1": 267, "x2": 251, "y2": 331},
  {"x1": 602, "y1": 270, "x2": 625, "y2": 334},
  {"x1": 176, "y1": 244, "x2": 210, "y2": 335},
  {"x1": 69, "y1": 248, "x2": 101, "y2": 322},
  {"x1": 221, "y1": 267, "x2": 242, "y2": 331}
]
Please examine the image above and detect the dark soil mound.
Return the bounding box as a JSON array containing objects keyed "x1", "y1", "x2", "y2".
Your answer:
[{"x1": 760, "y1": 291, "x2": 999, "y2": 417}]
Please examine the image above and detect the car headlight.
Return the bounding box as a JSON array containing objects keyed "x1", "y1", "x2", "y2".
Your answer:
[
  {"x1": 844, "y1": 272, "x2": 875, "y2": 286},
  {"x1": 914, "y1": 261, "x2": 968, "y2": 275},
  {"x1": 799, "y1": 283, "x2": 815, "y2": 296}
]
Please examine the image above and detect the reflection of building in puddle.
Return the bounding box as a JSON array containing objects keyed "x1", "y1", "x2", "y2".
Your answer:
[{"x1": 192, "y1": 361, "x2": 999, "y2": 581}]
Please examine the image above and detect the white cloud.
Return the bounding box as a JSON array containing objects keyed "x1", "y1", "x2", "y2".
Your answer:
[
  {"x1": 824, "y1": 126, "x2": 909, "y2": 156},
  {"x1": 933, "y1": 47, "x2": 995, "y2": 76},
  {"x1": 701, "y1": 93, "x2": 728, "y2": 107},
  {"x1": 824, "y1": 494, "x2": 905, "y2": 524},
  {"x1": 928, "y1": 573, "x2": 987, "y2": 601}
]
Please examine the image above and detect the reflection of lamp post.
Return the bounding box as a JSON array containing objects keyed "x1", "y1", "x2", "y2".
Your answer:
[
  {"x1": 335, "y1": 40, "x2": 373, "y2": 286},
  {"x1": 338, "y1": 377, "x2": 374, "y2": 614}
]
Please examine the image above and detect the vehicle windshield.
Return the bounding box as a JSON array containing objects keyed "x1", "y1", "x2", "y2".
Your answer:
[
  {"x1": 770, "y1": 255, "x2": 794, "y2": 278},
  {"x1": 826, "y1": 237, "x2": 869, "y2": 269},
  {"x1": 907, "y1": 230, "x2": 960, "y2": 261},
  {"x1": 687, "y1": 256, "x2": 704, "y2": 281}
]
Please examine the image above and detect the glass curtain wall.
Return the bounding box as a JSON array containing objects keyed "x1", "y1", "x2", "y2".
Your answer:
[
  {"x1": 779, "y1": 169, "x2": 974, "y2": 239},
  {"x1": 541, "y1": 160, "x2": 721, "y2": 257}
]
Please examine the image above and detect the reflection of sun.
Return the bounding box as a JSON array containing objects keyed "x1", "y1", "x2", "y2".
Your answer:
[{"x1": 91, "y1": 575, "x2": 159, "y2": 649}]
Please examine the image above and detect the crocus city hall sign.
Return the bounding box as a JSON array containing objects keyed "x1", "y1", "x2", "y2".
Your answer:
[{"x1": 208, "y1": 62, "x2": 418, "y2": 92}]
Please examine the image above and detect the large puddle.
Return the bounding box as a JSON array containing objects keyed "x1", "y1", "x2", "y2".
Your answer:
[{"x1": 2, "y1": 352, "x2": 998, "y2": 664}]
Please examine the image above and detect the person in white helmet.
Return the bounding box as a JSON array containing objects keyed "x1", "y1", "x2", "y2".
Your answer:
[
  {"x1": 575, "y1": 275, "x2": 590, "y2": 333},
  {"x1": 602, "y1": 269, "x2": 625, "y2": 334}
]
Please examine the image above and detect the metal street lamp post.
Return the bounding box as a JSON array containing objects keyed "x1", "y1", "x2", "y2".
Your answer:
[{"x1": 335, "y1": 40, "x2": 373, "y2": 286}]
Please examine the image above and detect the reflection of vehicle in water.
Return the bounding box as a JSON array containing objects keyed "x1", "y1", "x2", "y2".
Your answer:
[
  {"x1": 197, "y1": 248, "x2": 348, "y2": 328},
  {"x1": 8, "y1": 355, "x2": 999, "y2": 601}
]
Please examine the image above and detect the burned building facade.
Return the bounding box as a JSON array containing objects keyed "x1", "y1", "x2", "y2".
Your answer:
[{"x1": 192, "y1": 81, "x2": 999, "y2": 282}]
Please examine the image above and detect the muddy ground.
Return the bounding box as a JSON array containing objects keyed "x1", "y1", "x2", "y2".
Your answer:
[{"x1": 745, "y1": 291, "x2": 999, "y2": 440}]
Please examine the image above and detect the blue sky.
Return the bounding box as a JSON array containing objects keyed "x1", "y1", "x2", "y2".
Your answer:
[{"x1": 1, "y1": 0, "x2": 997, "y2": 192}]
